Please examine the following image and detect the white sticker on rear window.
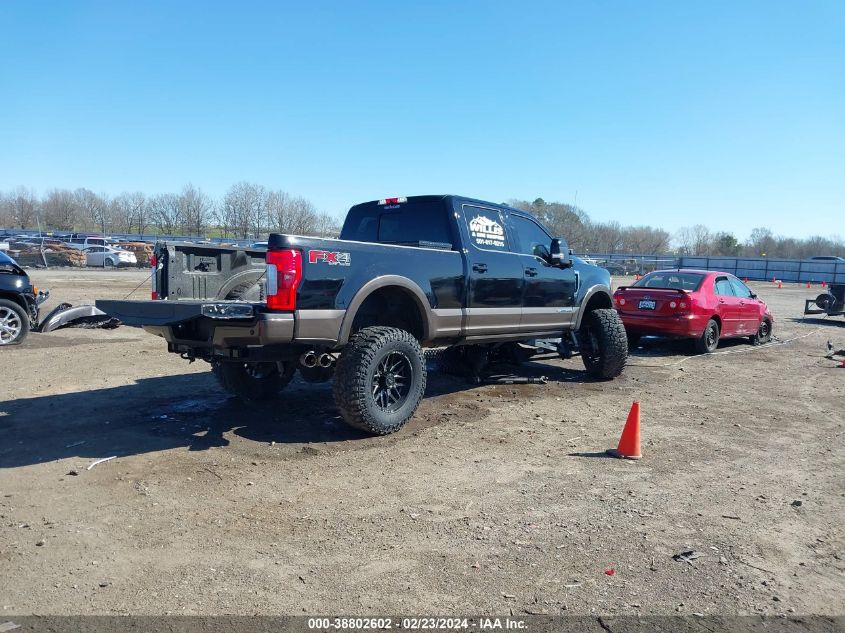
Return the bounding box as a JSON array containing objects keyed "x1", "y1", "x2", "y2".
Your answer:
[{"x1": 469, "y1": 214, "x2": 506, "y2": 249}]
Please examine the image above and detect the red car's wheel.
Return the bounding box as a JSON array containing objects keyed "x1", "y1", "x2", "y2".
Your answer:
[
  {"x1": 750, "y1": 318, "x2": 772, "y2": 346},
  {"x1": 694, "y1": 319, "x2": 720, "y2": 354}
]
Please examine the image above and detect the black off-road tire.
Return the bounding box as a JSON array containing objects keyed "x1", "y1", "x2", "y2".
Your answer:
[
  {"x1": 694, "y1": 318, "x2": 720, "y2": 354},
  {"x1": 750, "y1": 318, "x2": 772, "y2": 346},
  {"x1": 0, "y1": 298, "x2": 29, "y2": 346},
  {"x1": 212, "y1": 360, "x2": 296, "y2": 400},
  {"x1": 333, "y1": 326, "x2": 426, "y2": 435},
  {"x1": 580, "y1": 308, "x2": 628, "y2": 379}
]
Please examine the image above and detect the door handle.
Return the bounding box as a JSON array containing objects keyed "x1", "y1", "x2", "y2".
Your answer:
[
  {"x1": 472, "y1": 263, "x2": 488, "y2": 273},
  {"x1": 525, "y1": 267, "x2": 538, "y2": 277},
  {"x1": 719, "y1": 299, "x2": 725, "y2": 304},
  {"x1": 739, "y1": 301, "x2": 745, "y2": 306}
]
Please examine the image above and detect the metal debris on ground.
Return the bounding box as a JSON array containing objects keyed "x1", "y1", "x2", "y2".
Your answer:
[
  {"x1": 673, "y1": 550, "x2": 705, "y2": 564},
  {"x1": 37, "y1": 304, "x2": 121, "y2": 332},
  {"x1": 87, "y1": 456, "x2": 117, "y2": 470}
]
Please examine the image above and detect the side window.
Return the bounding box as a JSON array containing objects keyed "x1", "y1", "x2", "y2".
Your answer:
[
  {"x1": 714, "y1": 277, "x2": 734, "y2": 296},
  {"x1": 464, "y1": 206, "x2": 508, "y2": 251},
  {"x1": 510, "y1": 215, "x2": 552, "y2": 259},
  {"x1": 729, "y1": 277, "x2": 752, "y2": 298}
]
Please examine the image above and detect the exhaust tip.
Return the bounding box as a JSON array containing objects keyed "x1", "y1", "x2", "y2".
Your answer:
[{"x1": 300, "y1": 352, "x2": 318, "y2": 368}]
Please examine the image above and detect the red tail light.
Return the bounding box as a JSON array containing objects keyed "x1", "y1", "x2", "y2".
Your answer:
[
  {"x1": 266, "y1": 249, "x2": 302, "y2": 311},
  {"x1": 151, "y1": 253, "x2": 158, "y2": 300}
]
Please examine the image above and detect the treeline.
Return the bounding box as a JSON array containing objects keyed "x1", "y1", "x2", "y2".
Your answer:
[
  {"x1": 513, "y1": 198, "x2": 845, "y2": 258},
  {"x1": 0, "y1": 183, "x2": 341, "y2": 239},
  {"x1": 673, "y1": 225, "x2": 845, "y2": 259},
  {"x1": 509, "y1": 198, "x2": 672, "y2": 254},
  {"x1": 3, "y1": 188, "x2": 843, "y2": 258}
]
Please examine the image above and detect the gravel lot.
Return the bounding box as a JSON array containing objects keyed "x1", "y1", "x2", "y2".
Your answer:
[{"x1": 1, "y1": 269, "x2": 843, "y2": 616}]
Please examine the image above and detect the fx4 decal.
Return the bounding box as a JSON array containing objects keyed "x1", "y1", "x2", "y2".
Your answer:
[{"x1": 309, "y1": 250, "x2": 351, "y2": 266}]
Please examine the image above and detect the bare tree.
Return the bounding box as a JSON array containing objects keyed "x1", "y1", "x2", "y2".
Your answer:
[
  {"x1": 179, "y1": 184, "x2": 212, "y2": 236},
  {"x1": 747, "y1": 227, "x2": 776, "y2": 257},
  {"x1": 148, "y1": 193, "x2": 182, "y2": 235},
  {"x1": 74, "y1": 188, "x2": 109, "y2": 232},
  {"x1": 287, "y1": 196, "x2": 318, "y2": 234},
  {"x1": 2, "y1": 187, "x2": 38, "y2": 229},
  {"x1": 222, "y1": 182, "x2": 267, "y2": 239},
  {"x1": 110, "y1": 192, "x2": 147, "y2": 234},
  {"x1": 42, "y1": 189, "x2": 78, "y2": 231},
  {"x1": 267, "y1": 189, "x2": 291, "y2": 233},
  {"x1": 314, "y1": 211, "x2": 341, "y2": 237}
]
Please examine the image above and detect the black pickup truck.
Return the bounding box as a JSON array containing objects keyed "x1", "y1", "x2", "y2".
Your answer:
[{"x1": 98, "y1": 195, "x2": 627, "y2": 435}]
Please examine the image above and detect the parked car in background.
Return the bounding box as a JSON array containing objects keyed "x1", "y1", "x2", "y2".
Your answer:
[
  {"x1": 808, "y1": 256, "x2": 845, "y2": 262},
  {"x1": 0, "y1": 251, "x2": 48, "y2": 345},
  {"x1": 63, "y1": 235, "x2": 108, "y2": 250},
  {"x1": 613, "y1": 269, "x2": 773, "y2": 353},
  {"x1": 83, "y1": 246, "x2": 138, "y2": 267}
]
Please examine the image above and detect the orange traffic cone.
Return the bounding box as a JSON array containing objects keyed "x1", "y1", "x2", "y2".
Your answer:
[
  {"x1": 822, "y1": 281, "x2": 827, "y2": 288},
  {"x1": 607, "y1": 402, "x2": 642, "y2": 460},
  {"x1": 777, "y1": 281, "x2": 782, "y2": 289},
  {"x1": 744, "y1": 277, "x2": 748, "y2": 283},
  {"x1": 807, "y1": 282, "x2": 812, "y2": 288}
]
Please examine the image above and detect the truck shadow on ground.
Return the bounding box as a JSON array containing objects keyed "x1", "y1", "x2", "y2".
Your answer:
[{"x1": 0, "y1": 361, "x2": 599, "y2": 469}]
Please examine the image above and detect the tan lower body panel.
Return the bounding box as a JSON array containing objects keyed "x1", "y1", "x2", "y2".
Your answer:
[
  {"x1": 294, "y1": 309, "x2": 345, "y2": 345},
  {"x1": 519, "y1": 306, "x2": 577, "y2": 331}
]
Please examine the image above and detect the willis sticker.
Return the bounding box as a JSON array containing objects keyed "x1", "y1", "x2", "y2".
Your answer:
[{"x1": 469, "y1": 215, "x2": 505, "y2": 248}]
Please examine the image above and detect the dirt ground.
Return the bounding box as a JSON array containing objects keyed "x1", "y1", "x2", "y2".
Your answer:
[{"x1": 1, "y1": 268, "x2": 843, "y2": 617}]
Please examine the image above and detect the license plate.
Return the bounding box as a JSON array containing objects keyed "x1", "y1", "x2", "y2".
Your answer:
[{"x1": 638, "y1": 299, "x2": 656, "y2": 310}]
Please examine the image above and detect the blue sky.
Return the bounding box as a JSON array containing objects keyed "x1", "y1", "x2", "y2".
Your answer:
[{"x1": 0, "y1": 1, "x2": 842, "y2": 239}]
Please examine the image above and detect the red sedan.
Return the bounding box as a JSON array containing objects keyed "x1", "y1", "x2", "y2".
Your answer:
[{"x1": 613, "y1": 269, "x2": 774, "y2": 353}]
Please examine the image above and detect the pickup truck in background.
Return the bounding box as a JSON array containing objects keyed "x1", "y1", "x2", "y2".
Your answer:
[{"x1": 98, "y1": 195, "x2": 627, "y2": 435}]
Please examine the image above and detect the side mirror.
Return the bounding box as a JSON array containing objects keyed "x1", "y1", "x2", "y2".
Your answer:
[{"x1": 550, "y1": 238, "x2": 572, "y2": 269}]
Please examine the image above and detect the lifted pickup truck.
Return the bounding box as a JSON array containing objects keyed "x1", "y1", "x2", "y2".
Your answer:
[{"x1": 98, "y1": 195, "x2": 627, "y2": 435}]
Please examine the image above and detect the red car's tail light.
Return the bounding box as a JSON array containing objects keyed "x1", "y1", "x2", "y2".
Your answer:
[{"x1": 265, "y1": 248, "x2": 302, "y2": 311}]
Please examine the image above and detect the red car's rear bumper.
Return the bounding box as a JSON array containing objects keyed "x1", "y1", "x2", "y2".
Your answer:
[{"x1": 619, "y1": 313, "x2": 709, "y2": 339}]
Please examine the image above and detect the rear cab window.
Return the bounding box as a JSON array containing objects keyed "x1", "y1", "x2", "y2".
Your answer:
[{"x1": 340, "y1": 197, "x2": 455, "y2": 249}]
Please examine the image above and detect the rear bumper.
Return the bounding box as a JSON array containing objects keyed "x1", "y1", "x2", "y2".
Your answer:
[
  {"x1": 96, "y1": 299, "x2": 296, "y2": 348},
  {"x1": 619, "y1": 313, "x2": 708, "y2": 338},
  {"x1": 144, "y1": 312, "x2": 295, "y2": 348}
]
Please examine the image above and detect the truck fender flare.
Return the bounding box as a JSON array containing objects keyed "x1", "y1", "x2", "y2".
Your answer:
[
  {"x1": 338, "y1": 275, "x2": 434, "y2": 345},
  {"x1": 574, "y1": 284, "x2": 614, "y2": 329}
]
